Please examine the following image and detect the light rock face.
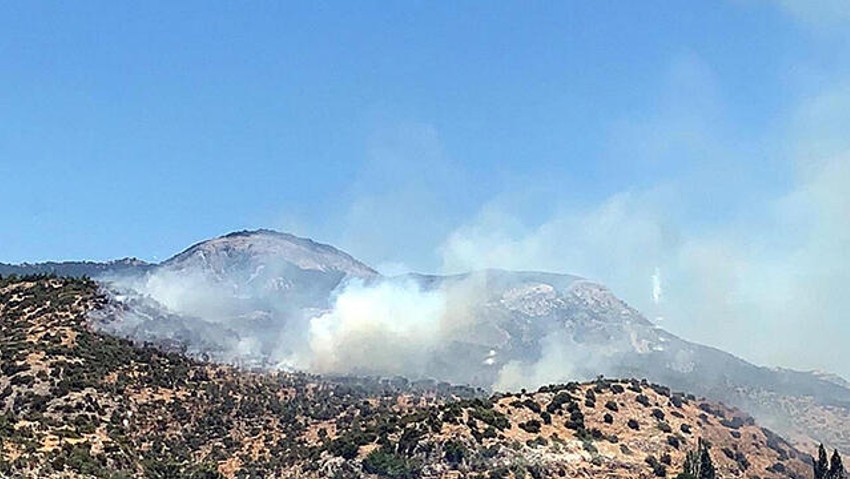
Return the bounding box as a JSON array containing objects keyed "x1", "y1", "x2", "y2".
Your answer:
[
  {"x1": 161, "y1": 229, "x2": 377, "y2": 280},
  {"x1": 501, "y1": 283, "x2": 561, "y2": 316},
  {"x1": 155, "y1": 229, "x2": 378, "y2": 307}
]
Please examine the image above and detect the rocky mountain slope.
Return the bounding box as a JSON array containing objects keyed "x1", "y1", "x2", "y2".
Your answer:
[
  {"x1": 3, "y1": 229, "x2": 849, "y2": 454},
  {"x1": 399, "y1": 270, "x2": 850, "y2": 454},
  {"x1": 0, "y1": 276, "x2": 818, "y2": 478}
]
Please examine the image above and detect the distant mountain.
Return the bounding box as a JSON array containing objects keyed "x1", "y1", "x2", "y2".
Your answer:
[
  {"x1": 162, "y1": 229, "x2": 377, "y2": 277},
  {"x1": 4, "y1": 229, "x2": 850, "y2": 453},
  {"x1": 1, "y1": 229, "x2": 375, "y2": 285},
  {"x1": 0, "y1": 257, "x2": 153, "y2": 278},
  {"x1": 0, "y1": 276, "x2": 816, "y2": 479},
  {"x1": 808, "y1": 370, "x2": 850, "y2": 390},
  {"x1": 86, "y1": 230, "x2": 381, "y2": 368},
  {"x1": 396, "y1": 270, "x2": 850, "y2": 453},
  {"x1": 155, "y1": 229, "x2": 378, "y2": 309}
]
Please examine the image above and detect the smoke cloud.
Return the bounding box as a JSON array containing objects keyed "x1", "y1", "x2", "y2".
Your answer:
[
  {"x1": 101, "y1": 87, "x2": 850, "y2": 388},
  {"x1": 307, "y1": 279, "x2": 447, "y2": 376},
  {"x1": 437, "y1": 94, "x2": 850, "y2": 380},
  {"x1": 303, "y1": 52, "x2": 850, "y2": 382},
  {"x1": 99, "y1": 15, "x2": 850, "y2": 386},
  {"x1": 100, "y1": 265, "x2": 520, "y2": 386}
]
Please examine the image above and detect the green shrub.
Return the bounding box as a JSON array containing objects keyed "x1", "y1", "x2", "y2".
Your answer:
[
  {"x1": 519, "y1": 419, "x2": 541, "y2": 434},
  {"x1": 361, "y1": 449, "x2": 420, "y2": 479},
  {"x1": 443, "y1": 440, "x2": 467, "y2": 465}
]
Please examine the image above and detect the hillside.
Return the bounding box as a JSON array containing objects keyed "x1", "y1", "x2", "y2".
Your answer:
[
  {"x1": 3, "y1": 230, "x2": 850, "y2": 456},
  {"x1": 0, "y1": 276, "x2": 818, "y2": 479}
]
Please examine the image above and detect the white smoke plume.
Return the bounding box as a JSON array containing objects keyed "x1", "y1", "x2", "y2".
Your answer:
[
  {"x1": 652, "y1": 267, "x2": 662, "y2": 306},
  {"x1": 494, "y1": 332, "x2": 582, "y2": 391},
  {"x1": 307, "y1": 279, "x2": 447, "y2": 376},
  {"x1": 99, "y1": 266, "x2": 517, "y2": 386}
]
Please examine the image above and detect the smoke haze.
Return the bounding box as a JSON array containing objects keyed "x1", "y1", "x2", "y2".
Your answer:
[
  {"x1": 100, "y1": 97, "x2": 850, "y2": 386},
  {"x1": 297, "y1": 57, "x2": 850, "y2": 381},
  {"x1": 89, "y1": 3, "x2": 850, "y2": 384}
]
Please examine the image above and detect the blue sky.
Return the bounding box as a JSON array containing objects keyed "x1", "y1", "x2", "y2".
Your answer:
[
  {"x1": 0, "y1": 1, "x2": 820, "y2": 262},
  {"x1": 3, "y1": 2, "x2": 850, "y2": 374}
]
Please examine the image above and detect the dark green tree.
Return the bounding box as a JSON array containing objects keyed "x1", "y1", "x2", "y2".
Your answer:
[
  {"x1": 816, "y1": 444, "x2": 830, "y2": 479},
  {"x1": 829, "y1": 449, "x2": 846, "y2": 479},
  {"x1": 679, "y1": 439, "x2": 715, "y2": 479}
]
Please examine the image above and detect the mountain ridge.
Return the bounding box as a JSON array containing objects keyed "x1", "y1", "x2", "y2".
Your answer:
[
  {"x1": 2, "y1": 229, "x2": 849, "y2": 454},
  {"x1": 0, "y1": 276, "x2": 819, "y2": 478},
  {"x1": 0, "y1": 257, "x2": 153, "y2": 278}
]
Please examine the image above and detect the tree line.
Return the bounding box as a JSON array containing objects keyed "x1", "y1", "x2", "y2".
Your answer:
[
  {"x1": 678, "y1": 440, "x2": 845, "y2": 479},
  {"x1": 815, "y1": 444, "x2": 846, "y2": 479}
]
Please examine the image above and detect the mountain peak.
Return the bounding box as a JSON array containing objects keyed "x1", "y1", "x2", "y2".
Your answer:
[{"x1": 162, "y1": 229, "x2": 378, "y2": 278}]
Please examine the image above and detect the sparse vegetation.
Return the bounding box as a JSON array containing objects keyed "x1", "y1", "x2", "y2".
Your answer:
[{"x1": 0, "y1": 277, "x2": 819, "y2": 479}]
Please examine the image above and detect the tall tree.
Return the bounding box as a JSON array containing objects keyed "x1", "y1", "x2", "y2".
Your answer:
[
  {"x1": 699, "y1": 439, "x2": 717, "y2": 479},
  {"x1": 816, "y1": 444, "x2": 830, "y2": 479},
  {"x1": 829, "y1": 450, "x2": 845, "y2": 479},
  {"x1": 682, "y1": 439, "x2": 716, "y2": 479}
]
